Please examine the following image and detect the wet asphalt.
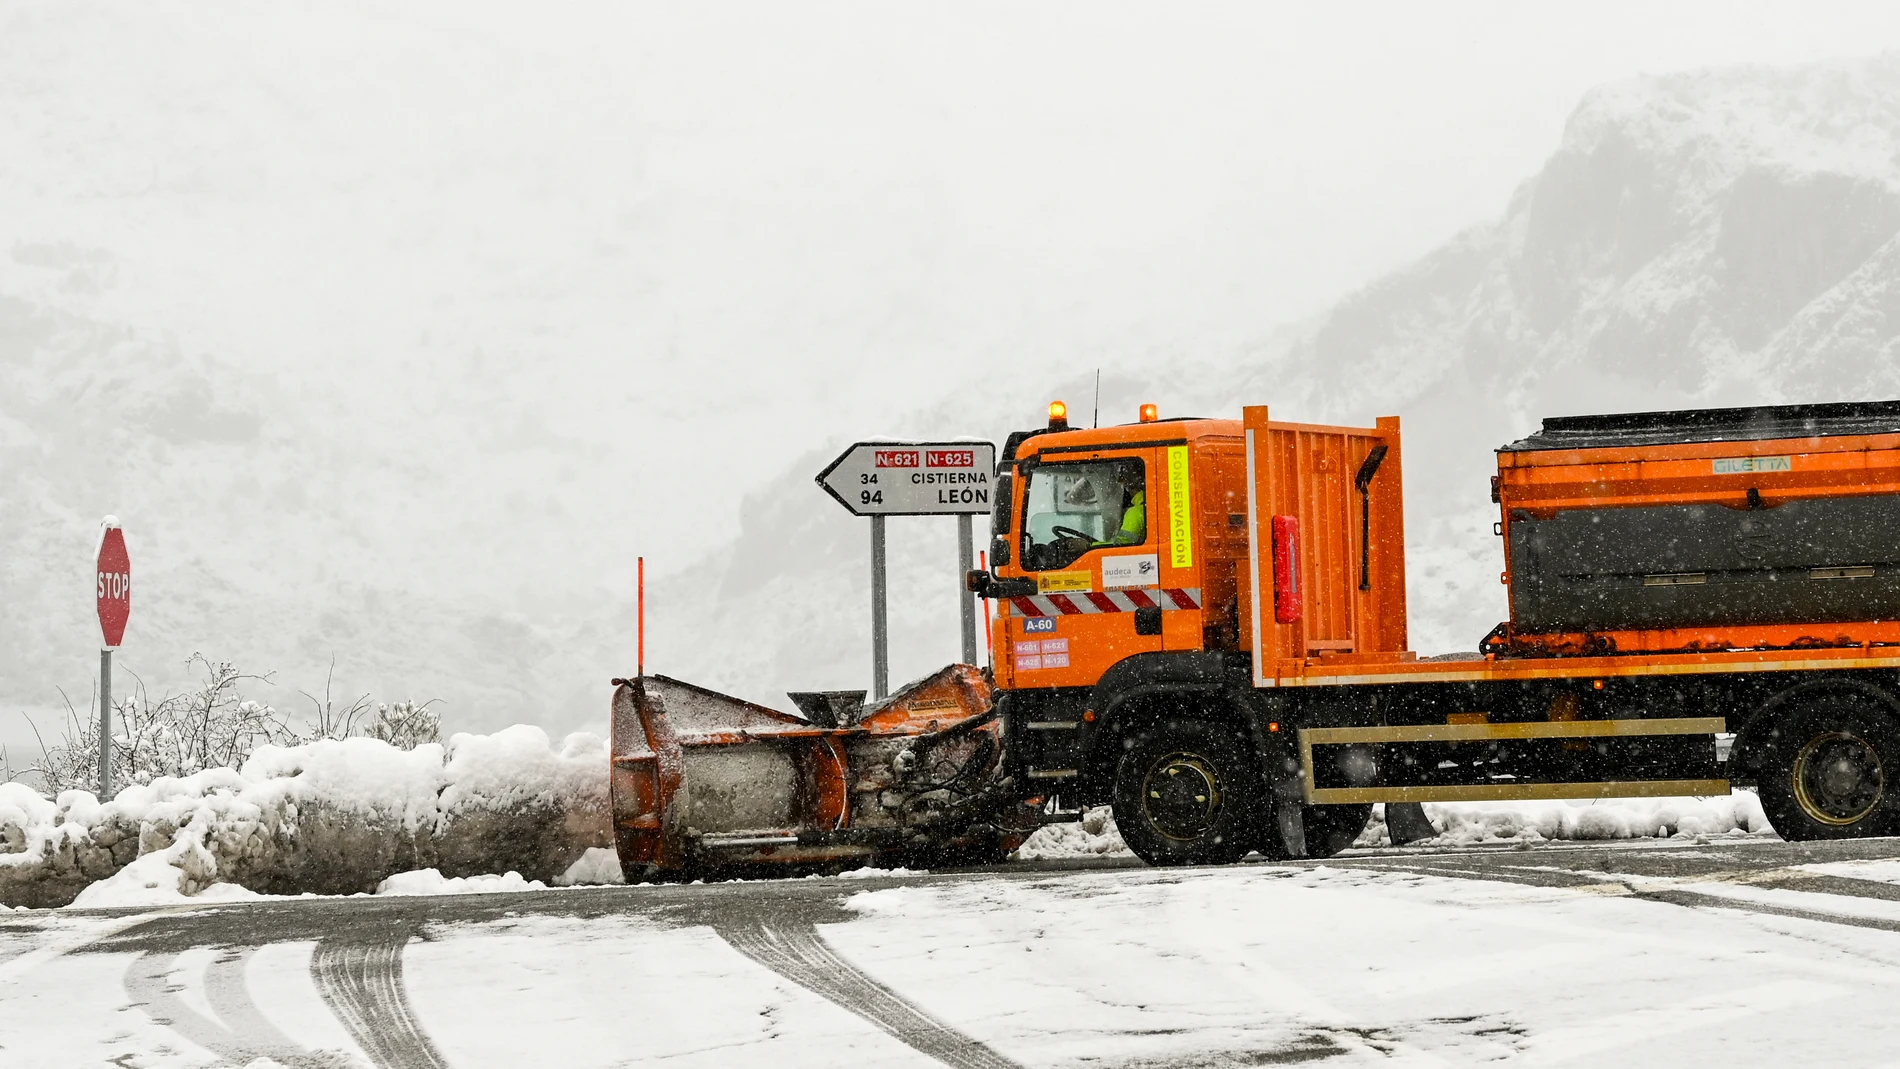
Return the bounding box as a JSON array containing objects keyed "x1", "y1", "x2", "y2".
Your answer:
[{"x1": 10, "y1": 835, "x2": 1900, "y2": 1068}]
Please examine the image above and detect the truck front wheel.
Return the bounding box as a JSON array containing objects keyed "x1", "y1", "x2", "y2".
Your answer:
[
  {"x1": 1112, "y1": 719, "x2": 1264, "y2": 866},
  {"x1": 1759, "y1": 696, "x2": 1900, "y2": 841}
]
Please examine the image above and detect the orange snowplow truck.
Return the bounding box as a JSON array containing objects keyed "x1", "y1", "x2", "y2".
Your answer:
[{"x1": 611, "y1": 399, "x2": 1900, "y2": 876}]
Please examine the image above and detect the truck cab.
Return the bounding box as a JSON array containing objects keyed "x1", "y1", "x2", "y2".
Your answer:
[
  {"x1": 967, "y1": 402, "x2": 1406, "y2": 862},
  {"x1": 986, "y1": 412, "x2": 1245, "y2": 691}
]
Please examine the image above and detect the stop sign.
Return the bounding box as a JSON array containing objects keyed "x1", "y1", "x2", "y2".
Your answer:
[{"x1": 96, "y1": 521, "x2": 130, "y2": 649}]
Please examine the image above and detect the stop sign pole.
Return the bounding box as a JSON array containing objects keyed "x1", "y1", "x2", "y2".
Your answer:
[{"x1": 95, "y1": 518, "x2": 130, "y2": 799}]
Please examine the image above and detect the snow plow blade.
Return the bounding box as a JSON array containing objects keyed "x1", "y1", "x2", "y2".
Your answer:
[{"x1": 609, "y1": 665, "x2": 1031, "y2": 878}]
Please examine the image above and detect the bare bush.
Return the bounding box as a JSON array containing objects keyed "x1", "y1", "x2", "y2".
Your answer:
[
  {"x1": 299, "y1": 657, "x2": 440, "y2": 750},
  {"x1": 21, "y1": 655, "x2": 296, "y2": 794},
  {"x1": 299, "y1": 656, "x2": 374, "y2": 741},
  {"x1": 363, "y1": 700, "x2": 442, "y2": 751},
  {"x1": 11, "y1": 654, "x2": 442, "y2": 796}
]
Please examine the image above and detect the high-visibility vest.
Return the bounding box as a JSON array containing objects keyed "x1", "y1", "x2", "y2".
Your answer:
[{"x1": 1116, "y1": 490, "x2": 1146, "y2": 543}]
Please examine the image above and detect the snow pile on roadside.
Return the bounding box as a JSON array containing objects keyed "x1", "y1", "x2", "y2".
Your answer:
[
  {"x1": 2, "y1": 727, "x2": 613, "y2": 909},
  {"x1": 834, "y1": 866, "x2": 921, "y2": 879},
  {"x1": 553, "y1": 847, "x2": 627, "y2": 887},
  {"x1": 1360, "y1": 792, "x2": 1776, "y2": 847},
  {"x1": 1015, "y1": 807, "x2": 1127, "y2": 860},
  {"x1": 377, "y1": 869, "x2": 548, "y2": 896},
  {"x1": 1014, "y1": 792, "x2": 1776, "y2": 860}
]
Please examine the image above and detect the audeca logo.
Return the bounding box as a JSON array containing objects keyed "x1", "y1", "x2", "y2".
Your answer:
[{"x1": 1102, "y1": 552, "x2": 1159, "y2": 589}]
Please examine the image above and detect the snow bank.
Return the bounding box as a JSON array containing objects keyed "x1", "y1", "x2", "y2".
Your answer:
[
  {"x1": 1358, "y1": 792, "x2": 1776, "y2": 848},
  {"x1": 553, "y1": 847, "x2": 627, "y2": 887},
  {"x1": 1016, "y1": 807, "x2": 1128, "y2": 860},
  {"x1": 1, "y1": 727, "x2": 612, "y2": 908},
  {"x1": 376, "y1": 869, "x2": 547, "y2": 896},
  {"x1": 1017, "y1": 792, "x2": 1777, "y2": 860}
]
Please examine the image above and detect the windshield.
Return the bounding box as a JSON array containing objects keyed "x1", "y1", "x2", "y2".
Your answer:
[{"x1": 1020, "y1": 458, "x2": 1146, "y2": 571}]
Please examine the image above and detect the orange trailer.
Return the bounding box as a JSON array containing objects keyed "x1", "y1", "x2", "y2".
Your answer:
[{"x1": 1492, "y1": 408, "x2": 1900, "y2": 656}]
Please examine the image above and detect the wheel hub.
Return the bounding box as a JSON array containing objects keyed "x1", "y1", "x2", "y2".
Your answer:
[
  {"x1": 1793, "y1": 731, "x2": 1885, "y2": 826},
  {"x1": 1142, "y1": 752, "x2": 1223, "y2": 841}
]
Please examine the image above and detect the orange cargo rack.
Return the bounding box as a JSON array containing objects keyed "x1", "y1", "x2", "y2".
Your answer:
[{"x1": 1238, "y1": 406, "x2": 1408, "y2": 689}]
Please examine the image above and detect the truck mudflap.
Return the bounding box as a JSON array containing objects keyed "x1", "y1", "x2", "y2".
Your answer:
[{"x1": 609, "y1": 664, "x2": 1036, "y2": 878}]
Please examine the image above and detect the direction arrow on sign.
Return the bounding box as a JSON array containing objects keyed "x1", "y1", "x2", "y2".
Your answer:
[
  {"x1": 816, "y1": 441, "x2": 998, "y2": 516},
  {"x1": 96, "y1": 520, "x2": 130, "y2": 649}
]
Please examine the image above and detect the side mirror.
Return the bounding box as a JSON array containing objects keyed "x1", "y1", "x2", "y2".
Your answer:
[
  {"x1": 982, "y1": 576, "x2": 1038, "y2": 599},
  {"x1": 990, "y1": 534, "x2": 1011, "y2": 567},
  {"x1": 965, "y1": 570, "x2": 991, "y2": 595}
]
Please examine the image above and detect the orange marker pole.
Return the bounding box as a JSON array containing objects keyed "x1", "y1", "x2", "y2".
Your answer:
[
  {"x1": 979, "y1": 550, "x2": 993, "y2": 663},
  {"x1": 637, "y1": 556, "x2": 645, "y2": 678}
]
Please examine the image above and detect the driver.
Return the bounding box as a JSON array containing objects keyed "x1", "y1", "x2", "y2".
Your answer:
[
  {"x1": 1052, "y1": 468, "x2": 1145, "y2": 551},
  {"x1": 1100, "y1": 485, "x2": 1146, "y2": 546}
]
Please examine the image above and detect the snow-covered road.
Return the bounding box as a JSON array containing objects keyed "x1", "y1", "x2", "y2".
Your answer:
[{"x1": 7, "y1": 838, "x2": 1900, "y2": 1068}]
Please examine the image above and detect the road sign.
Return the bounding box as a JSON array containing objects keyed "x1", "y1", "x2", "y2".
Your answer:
[
  {"x1": 96, "y1": 521, "x2": 130, "y2": 649},
  {"x1": 815, "y1": 441, "x2": 998, "y2": 698},
  {"x1": 94, "y1": 517, "x2": 129, "y2": 800},
  {"x1": 816, "y1": 442, "x2": 998, "y2": 517}
]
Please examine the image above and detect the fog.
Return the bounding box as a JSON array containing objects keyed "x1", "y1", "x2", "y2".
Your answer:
[{"x1": 6, "y1": 2, "x2": 1900, "y2": 755}]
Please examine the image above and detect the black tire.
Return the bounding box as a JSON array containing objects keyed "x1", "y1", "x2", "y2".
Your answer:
[
  {"x1": 1758, "y1": 695, "x2": 1900, "y2": 842},
  {"x1": 1253, "y1": 734, "x2": 1377, "y2": 860},
  {"x1": 1112, "y1": 719, "x2": 1265, "y2": 866},
  {"x1": 1257, "y1": 802, "x2": 1375, "y2": 861}
]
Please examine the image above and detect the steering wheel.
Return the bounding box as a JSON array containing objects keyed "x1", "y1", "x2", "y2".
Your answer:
[{"x1": 1050, "y1": 525, "x2": 1092, "y2": 542}]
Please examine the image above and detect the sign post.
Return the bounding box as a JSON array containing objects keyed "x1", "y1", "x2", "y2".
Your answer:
[
  {"x1": 94, "y1": 518, "x2": 130, "y2": 799},
  {"x1": 870, "y1": 515, "x2": 888, "y2": 697},
  {"x1": 957, "y1": 515, "x2": 976, "y2": 665},
  {"x1": 817, "y1": 441, "x2": 997, "y2": 699}
]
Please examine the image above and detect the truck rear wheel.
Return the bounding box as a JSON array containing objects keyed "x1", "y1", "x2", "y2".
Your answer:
[
  {"x1": 1112, "y1": 719, "x2": 1264, "y2": 866},
  {"x1": 1759, "y1": 696, "x2": 1900, "y2": 841}
]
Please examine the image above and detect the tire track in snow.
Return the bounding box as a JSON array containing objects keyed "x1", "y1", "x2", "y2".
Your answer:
[
  {"x1": 1628, "y1": 885, "x2": 1900, "y2": 933},
  {"x1": 715, "y1": 918, "x2": 1024, "y2": 1069},
  {"x1": 124, "y1": 948, "x2": 336, "y2": 1067},
  {"x1": 310, "y1": 918, "x2": 451, "y2": 1069},
  {"x1": 203, "y1": 946, "x2": 313, "y2": 1058},
  {"x1": 1344, "y1": 853, "x2": 1900, "y2": 935},
  {"x1": 0, "y1": 909, "x2": 184, "y2": 987}
]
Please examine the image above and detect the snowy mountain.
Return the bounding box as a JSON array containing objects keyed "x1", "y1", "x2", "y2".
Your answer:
[
  {"x1": 650, "y1": 56, "x2": 1900, "y2": 705},
  {"x1": 0, "y1": 290, "x2": 612, "y2": 731},
  {"x1": 4, "y1": 2, "x2": 1464, "y2": 740},
  {"x1": 10, "y1": 40, "x2": 1900, "y2": 737},
  {"x1": 1239, "y1": 56, "x2": 1900, "y2": 653}
]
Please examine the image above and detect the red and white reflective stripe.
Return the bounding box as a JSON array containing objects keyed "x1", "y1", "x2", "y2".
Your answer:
[{"x1": 1009, "y1": 588, "x2": 1202, "y2": 617}]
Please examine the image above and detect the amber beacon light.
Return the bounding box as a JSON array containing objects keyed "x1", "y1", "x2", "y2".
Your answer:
[
  {"x1": 1139, "y1": 403, "x2": 1159, "y2": 423},
  {"x1": 1047, "y1": 400, "x2": 1069, "y2": 430}
]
